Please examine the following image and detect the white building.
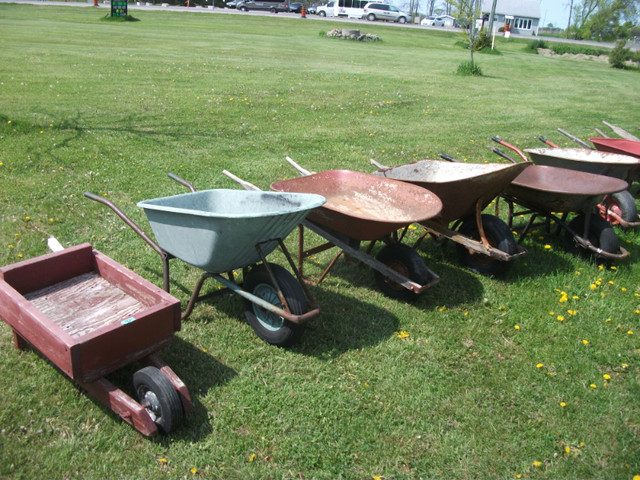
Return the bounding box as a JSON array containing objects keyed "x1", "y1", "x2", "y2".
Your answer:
[{"x1": 481, "y1": 0, "x2": 541, "y2": 35}]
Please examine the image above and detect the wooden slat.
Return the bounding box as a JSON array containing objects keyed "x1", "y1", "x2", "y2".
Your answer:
[{"x1": 25, "y1": 272, "x2": 146, "y2": 338}]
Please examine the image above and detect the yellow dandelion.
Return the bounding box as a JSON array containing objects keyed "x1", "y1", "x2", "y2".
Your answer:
[
  {"x1": 190, "y1": 467, "x2": 198, "y2": 474},
  {"x1": 536, "y1": 363, "x2": 544, "y2": 369},
  {"x1": 160, "y1": 458, "x2": 168, "y2": 464},
  {"x1": 395, "y1": 331, "x2": 410, "y2": 339},
  {"x1": 603, "y1": 374, "x2": 611, "y2": 380},
  {"x1": 567, "y1": 310, "x2": 577, "y2": 315},
  {"x1": 557, "y1": 315, "x2": 565, "y2": 322},
  {"x1": 582, "y1": 339, "x2": 589, "y2": 345},
  {"x1": 514, "y1": 325, "x2": 520, "y2": 330},
  {"x1": 544, "y1": 244, "x2": 552, "y2": 250},
  {"x1": 249, "y1": 453, "x2": 256, "y2": 462},
  {"x1": 533, "y1": 461, "x2": 542, "y2": 467},
  {"x1": 590, "y1": 284, "x2": 597, "y2": 290},
  {"x1": 590, "y1": 383, "x2": 597, "y2": 389},
  {"x1": 560, "y1": 401, "x2": 566, "y2": 407},
  {"x1": 628, "y1": 330, "x2": 634, "y2": 335}
]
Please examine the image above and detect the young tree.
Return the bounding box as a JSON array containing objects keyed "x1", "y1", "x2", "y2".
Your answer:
[{"x1": 446, "y1": 0, "x2": 482, "y2": 63}]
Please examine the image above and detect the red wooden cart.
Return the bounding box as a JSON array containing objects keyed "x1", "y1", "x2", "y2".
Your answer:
[{"x1": 0, "y1": 243, "x2": 192, "y2": 436}]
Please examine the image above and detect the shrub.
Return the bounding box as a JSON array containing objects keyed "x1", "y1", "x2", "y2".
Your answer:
[
  {"x1": 456, "y1": 60, "x2": 483, "y2": 76},
  {"x1": 528, "y1": 39, "x2": 547, "y2": 51},
  {"x1": 609, "y1": 39, "x2": 630, "y2": 69}
]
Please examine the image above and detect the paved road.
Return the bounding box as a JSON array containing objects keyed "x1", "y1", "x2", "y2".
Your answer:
[{"x1": 3, "y1": 0, "x2": 637, "y2": 50}]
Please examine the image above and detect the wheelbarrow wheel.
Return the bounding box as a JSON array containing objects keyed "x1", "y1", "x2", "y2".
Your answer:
[
  {"x1": 564, "y1": 213, "x2": 619, "y2": 262},
  {"x1": 133, "y1": 366, "x2": 183, "y2": 434},
  {"x1": 373, "y1": 243, "x2": 432, "y2": 301},
  {"x1": 601, "y1": 190, "x2": 638, "y2": 227},
  {"x1": 243, "y1": 263, "x2": 306, "y2": 347},
  {"x1": 455, "y1": 214, "x2": 517, "y2": 277}
]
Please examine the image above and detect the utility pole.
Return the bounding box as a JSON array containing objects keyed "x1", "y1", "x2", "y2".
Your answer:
[{"x1": 565, "y1": 0, "x2": 573, "y2": 38}]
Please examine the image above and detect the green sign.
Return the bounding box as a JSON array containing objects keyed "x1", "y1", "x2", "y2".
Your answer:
[{"x1": 111, "y1": 0, "x2": 127, "y2": 16}]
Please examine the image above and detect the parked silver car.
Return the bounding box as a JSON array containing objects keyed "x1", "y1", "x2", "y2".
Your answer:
[{"x1": 362, "y1": 2, "x2": 411, "y2": 23}]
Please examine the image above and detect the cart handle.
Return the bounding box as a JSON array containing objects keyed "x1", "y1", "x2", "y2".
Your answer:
[
  {"x1": 222, "y1": 170, "x2": 261, "y2": 191},
  {"x1": 83, "y1": 192, "x2": 165, "y2": 258},
  {"x1": 369, "y1": 158, "x2": 388, "y2": 169},
  {"x1": 556, "y1": 128, "x2": 594, "y2": 149},
  {"x1": 492, "y1": 148, "x2": 519, "y2": 164},
  {"x1": 285, "y1": 156, "x2": 315, "y2": 176},
  {"x1": 438, "y1": 153, "x2": 461, "y2": 163},
  {"x1": 491, "y1": 136, "x2": 530, "y2": 162},
  {"x1": 538, "y1": 136, "x2": 560, "y2": 148},
  {"x1": 167, "y1": 173, "x2": 197, "y2": 192}
]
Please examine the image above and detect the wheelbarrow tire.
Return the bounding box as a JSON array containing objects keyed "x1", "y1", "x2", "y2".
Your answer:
[
  {"x1": 133, "y1": 366, "x2": 183, "y2": 434},
  {"x1": 455, "y1": 214, "x2": 517, "y2": 277},
  {"x1": 601, "y1": 190, "x2": 638, "y2": 227},
  {"x1": 373, "y1": 244, "x2": 432, "y2": 301},
  {"x1": 565, "y1": 213, "x2": 619, "y2": 262},
  {"x1": 243, "y1": 263, "x2": 306, "y2": 347}
]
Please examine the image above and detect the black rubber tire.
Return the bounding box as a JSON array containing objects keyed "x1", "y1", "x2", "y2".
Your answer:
[
  {"x1": 367, "y1": 13, "x2": 376, "y2": 21},
  {"x1": 133, "y1": 366, "x2": 183, "y2": 434},
  {"x1": 398, "y1": 16, "x2": 406, "y2": 23},
  {"x1": 270, "y1": 7, "x2": 277, "y2": 13},
  {"x1": 373, "y1": 244, "x2": 432, "y2": 301},
  {"x1": 238, "y1": 5, "x2": 247, "y2": 10},
  {"x1": 243, "y1": 263, "x2": 306, "y2": 346},
  {"x1": 455, "y1": 214, "x2": 517, "y2": 277},
  {"x1": 600, "y1": 190, "x2": 638, "y2": 227},
  {"x1": 318, "y1": 10, "x2": 325, "y2": 16},
  {"x1": 564, "y1": 213, "x2": 619, "y2": 262}
]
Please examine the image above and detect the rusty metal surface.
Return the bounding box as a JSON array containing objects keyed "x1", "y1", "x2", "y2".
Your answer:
[
  {"x1": 590, "y1": 138, "x2": 640, "y2": 160},
  {"x1": 373, "y1": 160, "x2": 529, "y2": 224},
  {"x1": 506, "y1": 164, "x2": 628, "y2": 212},
  {"x1": 525, "y1": 147, "x2": 640, "y2": 180},
  {"x1": 270, "y1": 170, "x2": 442, "y2": 241}
]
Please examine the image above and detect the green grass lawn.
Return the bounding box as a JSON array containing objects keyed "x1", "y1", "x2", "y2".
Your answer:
[{"x1": 1, "y1": 5, "x2": 640, "y2": 479}]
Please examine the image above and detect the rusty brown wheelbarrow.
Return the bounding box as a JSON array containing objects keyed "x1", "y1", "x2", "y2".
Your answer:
[
  {"x1": 224, "y1": 163, "x2": 443, "y2": 301},
  {"x1": 490, "y1": 145, "x2": 630, "y2": 262},
  {"x1": 532, "y1": 134, "x2": 640, "y2": 229},
  {"x1": 369, "y1": 157, "x2": 529, "y2": 277}
]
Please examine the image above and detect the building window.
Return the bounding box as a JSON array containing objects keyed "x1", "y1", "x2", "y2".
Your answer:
[{"x1": 515, "y1": 18, "x2": 532, "y2": 30}]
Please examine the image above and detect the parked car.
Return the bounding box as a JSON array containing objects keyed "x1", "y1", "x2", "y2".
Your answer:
[
  {"x1": 307, "y1": 3, "x2": 318, "y2": 13},
  {"x1": 226, "y1": 0, "x2": 238, "y2": 7},
  {"x1": 236, "y1": 0, "x2": 289, "y2": 12},
  {"x1": 362, "y1": 2, "x2": 411, "y2": 23},
  {"x1": 420, "y1": 15, "x2": 436, "y2": 25},
  {"x1": 316, "y1": 1, "x2": 334, "y2": 16},
  {"x1": 433, "y1": 15, "x2": 455, "y2": 26},
  {"x1": 289, "y1": 1, "x2": 303, "y2": 11}
]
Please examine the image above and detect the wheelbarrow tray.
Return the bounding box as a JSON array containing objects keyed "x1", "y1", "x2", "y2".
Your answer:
[
  {"x1": 590, "y1": 137, "x2": 640, "y2": 160},
  {"x1": 270, "y1": 170, "x2": 442, "y2": 241},
  {"x1": 138, "y1": 189, "x2": 326, "y2": 273},
  {"x1": 0, "y1": 243, "x2": 181, "y2": 384},
  {"x1": 506, "y1": 164, "x2": 629, "y2": 213},
  {"x1": 372, "y1": 160, "x2": 529, "y2": 224},
  {"x1": 524, "y1": 147, "x2": 640, "y2": 181}
]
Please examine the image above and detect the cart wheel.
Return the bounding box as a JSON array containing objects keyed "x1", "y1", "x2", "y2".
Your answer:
[
  {"x1": 455, "y1": 214, "x2": 517, "y2": 277},
  {"x1": 601, "y1": 190, "x2": 638, "y2": 227},
  {"x1": 565, "y1": 213, "x2": 619, "y2": 262},
  {"x1": 243, "y1": 263, "x2": 306, "y2": 347},
  {"x1": 133, "y1": 366, "x2": 183, "y2": 434},
  {"x1": 373, "y1": 244, "x2": 432, "y2": 301}
]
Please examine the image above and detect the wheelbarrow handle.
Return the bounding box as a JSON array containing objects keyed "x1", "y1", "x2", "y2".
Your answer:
[
  {"x1": 83, "y1": 192, "x2": 165, "y2": 258},
  {"x1": 491, "y1": 136, "x2": 529, "y2": 162},
  {"x1": 538, "y1": 136, "x2": 559, "y2": 148},
  {"x1": 167, "y1": 173, "x2": 197, "y2": 192},
  {"x1": 557, "y1": 128, "x2": 594, "y2": 149},
  {"x1": 492, "y1": 148, "x2": 519, "y2": 164},
  {"x1": 438, "y1": 153, "x2": 461, "y2": 162},
  {"x1": 222, "y1": 170, "x2": 261, "y2": 191},
  {"x1": 369, "y1": 158, "x2": 389, "y2": 169}
]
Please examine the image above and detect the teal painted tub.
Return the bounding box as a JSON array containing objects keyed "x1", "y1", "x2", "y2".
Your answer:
[{"x1": 138, "y1": 189, "x2": 325, "y2": 273}]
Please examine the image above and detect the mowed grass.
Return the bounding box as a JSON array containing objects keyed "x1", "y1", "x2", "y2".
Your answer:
[{"x1": 1, "y1": 4, "x2": 640, "y2": 479}]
